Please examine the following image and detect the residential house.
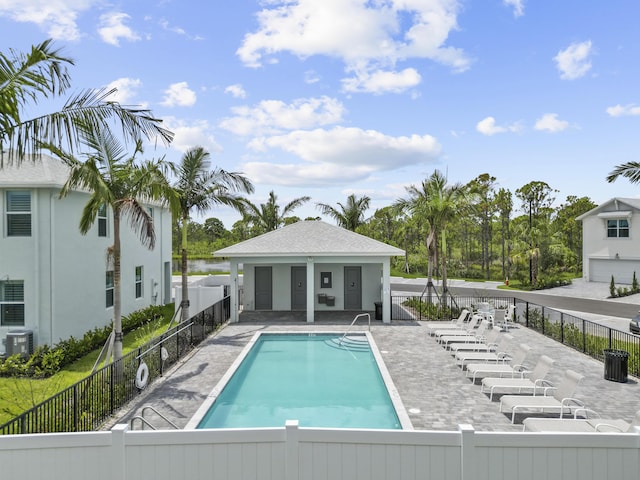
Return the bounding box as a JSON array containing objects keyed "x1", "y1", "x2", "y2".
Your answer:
[
  {"x1": 0, "y1": 154, "x2": 172, "y2": 355},
  {"x1": 214, "y1": 220, "x2": 405, "y2": 323},
  {"x1": 577, "y1": 197, "x2": 640, "y2": 283}
]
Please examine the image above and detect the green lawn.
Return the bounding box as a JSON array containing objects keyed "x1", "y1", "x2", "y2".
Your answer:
[{"x1": 0, "y1": 315, "x2": 173, "y2": 426}]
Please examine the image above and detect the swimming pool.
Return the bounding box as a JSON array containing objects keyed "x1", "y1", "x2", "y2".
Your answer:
[{"x1": 188, "y1": 332, "x2": 411, "y2": 430}]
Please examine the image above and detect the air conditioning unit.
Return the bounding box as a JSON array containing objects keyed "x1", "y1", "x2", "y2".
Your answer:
[{"x1": 5, "y1": 329, "x2": 34, "y2": 358}]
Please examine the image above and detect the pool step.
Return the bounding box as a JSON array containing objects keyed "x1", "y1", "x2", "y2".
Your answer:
[{"x1": 326, "y1": 336, "x2": 370, "y2": 351}]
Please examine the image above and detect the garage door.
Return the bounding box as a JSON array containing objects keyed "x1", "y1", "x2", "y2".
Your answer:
[{"x1": 589, "y1": 258, "x2": 640, "y2": 283}]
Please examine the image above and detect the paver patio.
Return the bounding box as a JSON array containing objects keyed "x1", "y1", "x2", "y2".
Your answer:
[{"x1": 108, "y1": 315, "x2": 639, "y2": 433}]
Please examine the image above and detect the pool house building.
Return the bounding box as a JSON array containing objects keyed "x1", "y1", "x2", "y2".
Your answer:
[{"x1": 214, "y1": 220, "x2": 405, "y2": 323}]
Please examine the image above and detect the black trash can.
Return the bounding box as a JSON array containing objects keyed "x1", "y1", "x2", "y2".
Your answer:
[
  {"x1": 603, "y1": 349, "x2": 629, "y2": 383},
  {"x1": 374, "y1": 301, "x2": 383, "y2": 320}
]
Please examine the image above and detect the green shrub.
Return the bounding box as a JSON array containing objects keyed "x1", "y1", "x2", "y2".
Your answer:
[
  {"x1": 610, "y1": 275, "x2": 616, "y2": 297},
  {"x1": 0, "y1": 304, "x2": 168, "y2": 378}
]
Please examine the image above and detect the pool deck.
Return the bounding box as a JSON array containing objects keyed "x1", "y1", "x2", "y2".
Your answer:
[{"x1": 106, "y1": 314, "x2": 640, "y2": 432}]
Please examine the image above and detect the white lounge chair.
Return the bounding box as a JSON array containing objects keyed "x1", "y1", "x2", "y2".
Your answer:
[
  {"x1": 463, "y1": 343, "x2": 531, "y2": 381},
  {"x1": 437, "y1": 320, "x2": 489, "y2": 347},
  {"x1": 424, "y1": 309, "x2": 470, "y2": 335},
  {"x1": 431, "y1": 315, "x2": 482, "y2": 339},
  {"x1": 498, "y1": 304, "x2": 516, "y2": 331},
  {"x1": 499, "y1": 369, "x2": 585, "y2": 423},
  {"x1": 523, "y1": 410, "x2": 640, "y2": 432},
  {"x1": 452, "y1": 334, "x2": 514, "y2": 368},
  {"x1": 481, "y1": 355, "x2": 555, "y2": 400},
  {"x1": 448, "y1": 327, "x2": 500, "y2": 354}
]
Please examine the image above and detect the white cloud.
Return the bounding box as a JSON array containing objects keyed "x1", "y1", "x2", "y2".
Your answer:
[
  {"x1": 606, "y1": 104, "x2": 640, "y2": 117},
  {"x1": 554, "y1": 40, "x2": 593, "y2": 80},
  {"x1": 504, "y1": 0, "x2": 525, "y2": 17},
  {"x1": 159, "y1": 18, "x2": 186, "y2": 36},
  {"x1": 160, "y1": 82, "x2": 197, "y2": 107},
  {"x1": 534, "y1": 113, "x2": 569, "y2": 133},
  {"x1": 239, "y1": 161, "x2": 374, "y2": 186},
  {"x1": 304, "y1": 70, "x2": 320, "y2": 84},
  {"x1": 219, "y1": 96, "x2": 346, "y2": 136},
  {"x1": 98, "y1": 12, "x2": 141, "y2": 46},
  {"x1": 224, "y1": 84, "x2": 247, "y2": 99},
  {"x1": 342, "y1": 68, "x2": 422, "y2": 94},
  {"x1": 163, "y1": 117, "x2": 222, "y2": 154},
  {"x1": 104, "y1": 77, "x2": 143, "y2": 105},
  {"x1": 247, "y1": 126, "x2": 441, "y2": 169},
  {"x1": 476, "y1": 116, "x2": 522, "y2": 135},
  {"x1": 0, "y1": 0, "x2": 95, "y2": 41},
  {"x1": 241, "y1": 126, "x2": 441, "y2": 186},
  {"x1": 237, "y1": 0, "x2": 470, "y2": 90}
]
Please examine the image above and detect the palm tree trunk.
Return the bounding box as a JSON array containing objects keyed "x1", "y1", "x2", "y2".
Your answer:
[
  {"x1": 426, "y1": 229, "x2": 435, "y2": 305},
  {"x1": 180, "y1": 215, "x2": 190, "y2": 322},
  {"x1": 113, "y1": 211, "x2": 123, "y2": 362},
  {"x1": 441, "y1": 228, "x2": 448, "y2": 307}
]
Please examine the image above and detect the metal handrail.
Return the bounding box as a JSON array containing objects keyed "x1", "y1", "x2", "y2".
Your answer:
[
  {"x1": 131, "y1": 406, "x2": 180, "y2": 430},
  {"x1": 338, "y1": 313, "x2": 370, "y2": 345}
]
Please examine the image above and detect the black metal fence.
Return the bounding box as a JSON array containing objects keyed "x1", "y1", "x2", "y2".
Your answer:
[
  {"x1": 0, "y1": 296, "x2": 230, "y2": 435},
  {"x1": 516, "y1": 299, "x2": 640, "y2": 378},
  {"x1": 391, "y1": 294, "x2": 640, "y2": 378}
]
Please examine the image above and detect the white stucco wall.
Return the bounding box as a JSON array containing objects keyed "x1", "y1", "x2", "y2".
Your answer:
[
  {"x1": 0, "y1": 187, "x2": 172, "y2": 353},
  {"x1": 241, "y1": 258, "x2": 383, "y2": 312},
  {"x1": 582, "y1": 210, "x2": 640, "y2": 282}
]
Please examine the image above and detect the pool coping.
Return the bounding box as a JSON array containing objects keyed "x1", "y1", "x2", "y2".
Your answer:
[{"x1": 184, "y1": 330, "x2": 413, "y2": 430}]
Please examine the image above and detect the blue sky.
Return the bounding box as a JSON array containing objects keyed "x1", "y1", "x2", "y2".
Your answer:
[{"x1": 2, "y1": 0, "x2": 640, "y2": 227}]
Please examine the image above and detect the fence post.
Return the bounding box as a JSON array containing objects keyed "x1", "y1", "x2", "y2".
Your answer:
[
  {"x1": 459, "y1": 424, "x2": 476, "y2": 480},
  {"x1": 111, "y1": 424, "x2": 129, "y2": 480},
  {"x1": 525, "y1": 302, "x2": 529, "y2": 328},
  {"x1": 560, "y1": 312, "x2": 564, "y2": 344},
  {"x1": 582, "y1": 319, "x2": 586, "y2": 353},
  {"x1": 541, "y1": 306, "x2": 545, "y2": 335},
  {"x1": 285, "y1": 420, "x2": 300, "y2": 480}
]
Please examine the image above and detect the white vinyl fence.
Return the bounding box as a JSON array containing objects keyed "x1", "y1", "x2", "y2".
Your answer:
[{"x1": 1, "y1": 422, "x2": 639, "y2": 480}]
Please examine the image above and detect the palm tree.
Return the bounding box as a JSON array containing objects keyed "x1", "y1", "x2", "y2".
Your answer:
[
  {"x1": 170, "y1": 146, "x2": 254, "y2": 322},
  {"x1": 607, "y1": 161, "x2": 640, "y2": 184},
  {"x1": 316, "y1": 194, "x2": 371, "y2": 231},
  {"x1": 394, "y1": 170, "x2": 464, "y2": 305},
  {"x1": 241, "y1": 190, "x2": 310, "y2": 233},
  {"x1": 47, "y1": 125, "x2": 172, "y2": 362},
  {"x1": 0, "y1": 39, "x2": 172, "y2": 165}
]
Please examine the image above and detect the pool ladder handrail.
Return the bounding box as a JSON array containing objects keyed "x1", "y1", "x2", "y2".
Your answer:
[
  {"x1": 130, "y1": 405, "x2": 179, "y2": 430},
  {"x1": 338, "y1": 313, "x2": 370, "y2": 346}
]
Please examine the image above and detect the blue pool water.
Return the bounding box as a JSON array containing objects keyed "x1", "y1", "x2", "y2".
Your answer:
[{"x1": 196, "y1": 333, "x2": 402, "y2": 429}]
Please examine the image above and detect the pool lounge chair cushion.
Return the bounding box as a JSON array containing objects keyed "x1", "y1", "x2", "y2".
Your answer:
[
  {"x1": 499, "y1": 369, "x2": 585, "y2": 423},
  {"x1": 463, "y1": 343, "x2": 531, "y2": 380},
  {"x1": 523, "y1": 410, "x2": 640, "y2": 432},
  {"x1": 481, "y1": 355, "x2": 555, "y2": 400}
]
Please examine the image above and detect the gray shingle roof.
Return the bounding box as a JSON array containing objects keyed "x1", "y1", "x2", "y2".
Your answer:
[
  {"x1": 0, "y1": 154, "x2": 70, "y2": 188},
  {"x1": 215, "y1": 220, "x2": 405, "y2": 257}
]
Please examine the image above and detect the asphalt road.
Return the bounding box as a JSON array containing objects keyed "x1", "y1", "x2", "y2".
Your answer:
[{"x1": 391, "y1": 282, "x2": 640, "y2": 320}]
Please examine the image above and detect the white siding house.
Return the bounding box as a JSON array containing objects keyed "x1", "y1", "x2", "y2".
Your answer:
[
  {"x1": 0, "y1": 155, "x2": 173, "y2": 355},
  {"x1": 577, "y1": 197, "x2": 640, "y2": 283},
  {"x1": 215, "y1": 220, "x2": 405, "y2": 323}
]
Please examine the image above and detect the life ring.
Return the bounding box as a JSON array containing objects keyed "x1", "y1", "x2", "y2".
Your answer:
[
  {"x1": 135, "y1": 362, "x2": 149, "y2": 389},
  {"x1": 160, "y1": 346, "x2": 169, "y2": 361}
]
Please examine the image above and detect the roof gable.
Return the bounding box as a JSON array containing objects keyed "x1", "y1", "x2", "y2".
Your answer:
[
  {"x1": 215, "y1": 220, "x2": 405, "y2": 257},
  {"x1": 576, "y1": 197, "x2": 640, "y2": 220}
]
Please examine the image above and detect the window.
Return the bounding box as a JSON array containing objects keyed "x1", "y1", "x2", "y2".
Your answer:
[
  {"x1": 106, "y1": 271, "x2": 114, "y2": 308},
  {"x1": 6, "y1": 191, "x2": 31, "y2": 237},
  {"x1": 0, "y1": 280, "x2": 24, "y2": 326},
  {"x1": 98, "y1": 204, "x2": 107, "y2": 237},
  {"x1": 607, "y1": 219, "x2": 629, "y2": 238},
  {"x1": 135, "y1": 266, "x2": 143, "y2": 298}
]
